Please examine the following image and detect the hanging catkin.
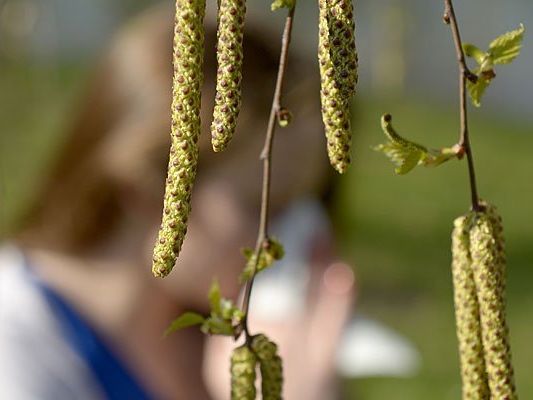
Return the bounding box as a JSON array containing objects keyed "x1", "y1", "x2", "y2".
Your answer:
[
  {"x1": 251, "y1": 334, "x2": 283, "y2": 400},
  {"x1": 231, "y1": 345, "x2": 257, "y2": 400},
  {"x1": 451, "y1": 213, "x2": 490, "y2": 399},
  {"x1": 317, "y1": 0, "x2": 358, "y2": 174},
  {"x1": 211, "y1": 0, "x2": 246, "y2": 152},
  {"x1": 470, "y1": 204, "x2": 517, "y2": 399},
  {"x1": 152, "y1": 0, "x2": 206, "y2": 278}
]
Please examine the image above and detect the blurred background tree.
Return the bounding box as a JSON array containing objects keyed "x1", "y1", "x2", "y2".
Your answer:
[{"x1": 1, "y1": 0, "x2": 532, "y2": 398}]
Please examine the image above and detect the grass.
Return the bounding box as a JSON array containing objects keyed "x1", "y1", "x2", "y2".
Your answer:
[
  {"x1": 335, "y1": 97, "x2": 533, "y2": 398},
  {"x1": 0, "y1": 64, "x2": 85, "y2": 234}
]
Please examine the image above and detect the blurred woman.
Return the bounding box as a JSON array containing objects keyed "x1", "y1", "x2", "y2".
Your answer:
[{"x1": 0, "y1": 3, "x2": 355, "y2": 399}]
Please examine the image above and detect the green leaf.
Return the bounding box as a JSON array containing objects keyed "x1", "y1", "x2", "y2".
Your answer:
[
  {"x1": 266, "y1": 238, "x2": 285, "y2": 261},
  {"x1": 165, "y1": 281, "x2": 244, "y2": 338},
  {"x1": 375, "y1": 114, "x2": 461, "y2": 174},
  {"x1": 201, "y1": 316, "x2": 235, "y2": 336},
  {"x1": 462, "y1": 24, "x2": 525, "y2": 106},
  {"x1": 271, "y1": 0, "x2": 295, "y2": 11},
  {"x1": 397, "y1": 148, "x2": 425, "y2": 175},
  {"x1": 466, "y1": 74, "x2": 491, "y2": 107},
  {"x1": 208, "y1": 280, "x2": 222, "y2": 316},
  {"x1": 240, "y1": 253, "x2": 260, "y2": 282},
  {"x1": 220, "y1": 299, "x2": 235, "y2": 320},
  {"x1": 374, "y1": 142, "x2": 424, "y2": 175},
  {"x1": 489, "y1": 24, "x2": 525, "y2": 65},
  {"x1": 220, "y1": 299, "x2": 245, "y2": 322},
  {"x1": 241, "y1": 247, "x2": 254, "y2": 260},
  {"x1": 164, "y1": 312, "x2": 205, "y2": 336},
  {"x1": 463, "y1": 43, "x2": 486, "y2": 65},
  {"x1": 375, "y1": 114, "x2": 428, "y2": 175},
  {"x1": 240, "y1": 238, "x2": 285, "y2": 282}
]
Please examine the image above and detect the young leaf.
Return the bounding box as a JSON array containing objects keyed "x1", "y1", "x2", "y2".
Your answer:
[
  {"x1": 201, "y1": 316, "x2": 235, "y2": 336},
  {"x1": 240, "y1": 247, "x2": 254, "y2": 261},
  {"x1": 489, "y1": 24, "x2": 525, "y2": 65},
  {"x1": 220, "y1": 299, "x2": 245, "y2": 323},
  {"x1": 375, "y1": 114, "x2": 428, "y2": 175},
  {"x1": 165, "y1": 280, "x2": 243, "y2": 338},
  {"x1": 271, "y1": 0, "x2": 295, "y2": 11},
  {"x1": 463, "y1": 44, "x2": 486, "y2": 65},
  {"x1": 467, "y1": 75, "x2": 491, "y2": 108},
  {"x1": 208, "y1": 280, "x2": 222, "y2": 316},
  {"x1": 374, "y1": 141, "x2": 425, "y2": 175},
  {"x1": 164, "y1": 312, "x2": 205, "y2": 337},
  {"x1": 375, "y1": 114, "x2": 461, "y2": 174},
  {"x1": 462, "y1": 24, "x2": 525, "y2": 106},
  {"x1": 240, "y1": 254, "x2": 260, "y2": 282},
  {"x1": 240, "y1": 238, "x2": 285, "y2": 282}
]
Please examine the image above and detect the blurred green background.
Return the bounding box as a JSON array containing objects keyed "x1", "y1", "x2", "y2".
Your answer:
[{"x1": 1, "y1": 0, "x2": 532, "y2": 399}]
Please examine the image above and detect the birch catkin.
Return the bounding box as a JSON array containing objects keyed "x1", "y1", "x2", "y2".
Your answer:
[
  {"x1": 451, "y1": 214, "x2": 490, "y2": 399},
  {"x1": 152, "y1": 0, "x2": 206, "y2": 278},
  {"x1": 211, "y1": 0, "x2": 246, "y2": 152},
  {"x1": 318, "y1": 0, "x2": 358, "y2": 174},
  {"x1": 231, "y1": 345, "x2": 257, "y2": 400},
  {"x1": 470, "y1": 205, "x2": 517, "y2": 399},
  {"x1": 251, "y1": 334, "x2": 283, "y2": 400}
]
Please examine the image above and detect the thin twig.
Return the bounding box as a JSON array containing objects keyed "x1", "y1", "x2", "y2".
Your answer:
[
  {"x1": 240, "y1": 4, "x2": 296, "y2": 340},
  {"x1": 443, "y1": 0, "x2": 482, "y2": 211}
]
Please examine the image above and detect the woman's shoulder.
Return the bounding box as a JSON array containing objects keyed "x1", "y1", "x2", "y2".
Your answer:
[{"x1": 0, "y1": 244, "x2": 105, "y2": 400}]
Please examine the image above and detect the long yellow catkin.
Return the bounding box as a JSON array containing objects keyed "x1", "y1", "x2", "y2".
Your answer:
[
  {"x1": 211, "y1": 0, "x2": 247, "y2": 152},
  {"x1": 470, "y1": 204, "x2": 517, "y2": 399},
  {"x1": 317, "y1": 0, "x2": 358, "y2": 174},
  {"x1": 152, "y1": 0, "x2": 206, "y2": 278},
  {"x1": 451, "y1": 213, "x2": 490, "y2": 399},
  {"x1": 231, "y1": 345, "x2": 257, "y2": 400},
  {"x1": 251, "y1": 334, "x2": 283, "y2": 400}
]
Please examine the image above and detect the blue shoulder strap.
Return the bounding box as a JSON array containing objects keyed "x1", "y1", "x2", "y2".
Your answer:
[{"x1": 27, "y1": 266, "x2": 154, "y2": 400}]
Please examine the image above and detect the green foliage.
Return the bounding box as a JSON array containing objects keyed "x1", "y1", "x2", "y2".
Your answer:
[
  {"x1": 466, "y1": 75, "x2": 491, "y2": 108},
  {"x1": 164, "y1": 312, "x2": 205, "y2": 337},
  {"x1": 202, "y1": 280, "x2": 244, "y2": 336},
  {"x1": 374, "y1": 114, "x2": 461, "y2": 175},
  {"x1": 489, "y1": 24, "x2": 525, "y2": 65},
  {"x1": 463, "y1": 24, "x2": 525, "y2": 107},
  {"x1": 374, "y1": 141, "x2": 425, "y2": 175},
  {"x1": 240, "y1": 238, "x2": 285, "y2": 282},
  {"x1": 208, "y1": 279, "x2": 223, "y2": 315},
  {"x1": 271, "y1": 0, "x2": 295, "y2": 11},
  {"x1": 165, "y1": 280, "x2": 244, "y2": 337},
  {"x1": 463, "y1": 44, "x2": 485, "y2": 65}
]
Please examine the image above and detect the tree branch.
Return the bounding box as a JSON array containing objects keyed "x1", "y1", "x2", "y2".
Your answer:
[
  {"x1": 443, "y1": 0, "x2": 482, "y2": 211},
  {"x1": 240, "y1": 4, "x2": 296, "y2": 340}
]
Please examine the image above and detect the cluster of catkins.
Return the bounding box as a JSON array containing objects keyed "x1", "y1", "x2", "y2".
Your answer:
[
  {"x1": 152, "y1": 0, "x2": 358, "y2": 277},
  {"x1": 451, "y1": 202, "x2": 517, "y2": 399},
  {"x1": 152, "y1": 0, "x2": 246, "y2": 278},
  {"x1": 231, "y1": 334, "x2": 283, "y2": 400}
]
